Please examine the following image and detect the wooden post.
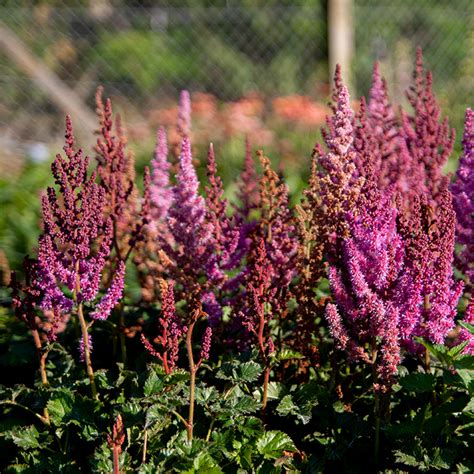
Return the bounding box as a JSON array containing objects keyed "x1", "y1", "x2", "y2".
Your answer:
[
  {"x1": 0, "y1": 19, "x2": 97, "y2": 139},
  {"x1": 328, "y1": 0, "x2": 354, "y2": 93}
]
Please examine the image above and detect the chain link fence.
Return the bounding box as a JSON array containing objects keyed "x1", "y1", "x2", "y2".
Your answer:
[{"x1": 0, "y1": 1, "x2": 473, "y2": 166}]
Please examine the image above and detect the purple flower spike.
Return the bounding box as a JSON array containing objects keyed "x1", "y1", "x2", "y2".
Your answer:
[
  {"x1": 452, "y1": 108, "x2": 474, "y2": 289},
  {"x1": 177, "y1": 90, "x2": 191, "y2": 137},
  {"x1": 90, "y1": 261, "x2": 126, "y2": 321},
  {"x1": 325, "y1": 190, "x2": 406, "y2": 392},
  {"x1": 199, "y1": 326, "x2": 212, "y2": 362},
  {"x1": 79, "y1": 333, "x2": 93, "y2": 362},
  {"x1": 150, "y1": 127, "x2": 172, "y2": 226}
]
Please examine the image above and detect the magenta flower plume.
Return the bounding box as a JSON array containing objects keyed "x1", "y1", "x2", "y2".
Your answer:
[
  {"x1": 37, "y1": 116, "x2": 116, "y2": 339},
  {"x1": 451, "y1": 108, "x2": 474, "y2": 288},
  {"x1": 366, "y1": 62, "x2": 402, "y2": 191},
  {"x1": 90, "y1": 261, "x2": 126, "y2": 321},
  {"x1": 205, "y1": 143, "x2": 240, "y2": 286},
  {"x1": 400, "y1": 187, "x2": 464, "y2": 346},
  {"x1": 199, "y1": 326, "x2": 213, "y2": 363},
  {"x1": 402, "y1": 48, "x2": 455, "y2": 198},
  {"x1": 141, "y1": 279, "x2": 183, "y2": 374},
  {"x1": 149, "y1": 127, "x2": 172, "y2": 232},
  {"x1": 241, "y1": 238, "x2": 276, "y2": 358},
  {"x1": 164, "y1": 137, "x2": 215, "y2": 295},
  {"x1": 315, "y1": 81, "x2": 364, "y2": 257},
  {"x1": 235, "y1": 137, "x2": 260, "y2": 222},
  {"x1": 326, "y1": 192, "x2": 406, "y2": 392},
  {"x1": 177, "y1": 90, "x2": 191, "y2": 138},
  {"x1": 79, "y1": 333, "x2": 93, "y2": 362}
]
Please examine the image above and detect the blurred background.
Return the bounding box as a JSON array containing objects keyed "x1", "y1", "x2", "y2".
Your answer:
[{"x1": 0, "y1": 0, "x2": 473, "y2": 269}]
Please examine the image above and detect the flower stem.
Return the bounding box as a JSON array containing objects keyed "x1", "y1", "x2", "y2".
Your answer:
[
  {"x1": 261, "y1": 365, "x2": 270, "y2": 412},
  {"x1": 186, "y1": 320, "x2": 196, "y2": 442},
  {"x1": 112, "y1": 445, "x2": 120, "y2": 474},
  {"x1": 77, "y1": 302, "x2": 98, "y2": 399},
  {"x1": 31, "y1": 328, "x2": 50, "y2": 423},
  {"x1": 74, "y1": 261, "x2": 98, "y2": 400},
  {"x1": 142, "y1": 428, "x2": 148, "y2": 464}
]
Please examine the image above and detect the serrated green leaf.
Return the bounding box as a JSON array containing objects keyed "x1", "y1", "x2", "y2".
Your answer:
[
  {"x1": 448, "y1": 341, "x2": 469, "y2": 359},
  {"x1": 265, "y1": 382, "x2": 286, "y2": 401},
  {"x1": 256, "y1": 431, "x2": 296, "y2": 459},
  {"x1": 276, "y1": 394, "x2": 295, "y2": 417},
  {"x1": 456, "y1": 369, "x2": 474, "y2": 393},
  {"x1": 9, "y1": 425, "x2": 40, "y2": 449},
  {"x1": 394, "y1": 450, "x2": 422, "y2": 468},
  {"x1": 46, "y1": 389, "x2": 74, "y2": 425},
  {"x1": 237, "y1": 361, "x2": 262, "y2": 383},
  {"x1": 144, "y1": 371, "x2": 164, "y2": 397},
  {"x1": 276, "y1": 394, "x2": 312, "y2": 424},
  {"x1": 235, "y1": 416, "x2": 264, "y2": 438},
  {"x1": 400, "y1": 373, "x2": 436, "y2": 393},
  {"x1": 275, "y1": 349, "x2": 303, "y2": 362},
  {"x1": 195, "y1": 385, "x2": 218, "y2": 405},
  {"x1": 459, "y1": 321, "x2": 474, "y2": 336}
]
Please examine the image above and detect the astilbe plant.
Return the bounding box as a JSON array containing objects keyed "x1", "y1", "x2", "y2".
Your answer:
[
  {"x1": 36, "y1": 117, "x2": 125, "y2": 398},
  {"x1": 452, "y1": 108, "x2": 474, "y2": 351},
  {"x1": 5, "y1": 51, "x2": 474, "y2": 472},
  {"x1": 402, "y1": 48, "x2": 455, "y2": 201}
]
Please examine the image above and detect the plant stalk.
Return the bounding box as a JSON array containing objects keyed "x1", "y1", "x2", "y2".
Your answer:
[
  {"x1": 31, "y1": 328, "x2": 50, "y2": 423},
  {"x1": 142, "y1": 428, "x2": 148, "y2": 464},
  {"x1": 186, "y1": 320, "x2": 197, "y2": 442},
  {"x1": 74, "y1": 261, "x2": 98, "y2": 399},
  {"x1": 112, "y1": 445, "x2": 120, "y2": 474},
  {"x1": 261, "y1": 365, "x2": 270, "y2": 412}
]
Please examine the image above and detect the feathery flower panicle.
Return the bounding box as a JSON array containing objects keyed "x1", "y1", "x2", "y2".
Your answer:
[
  {"x1": 205, "y1": 143, "x2": 240, "y2": 285},
  {"x1": 402, "y1": 48, "x2": 455, "y2": 199},
  {"x1": 37, "y1": 117, "x2": 124, "y2": 344},
  {"x1": 451, "y1": 108, "x2": 474, "y2": 288},
  {"x1": 10, "y1": 257, "x2": 67, "y2": 341},
  {"x1": 399, "y1": 186, "x2": 464, "y2": 346},
  {"x1": 79, "y1": 333, "x2": 93, "y2": 362},
  {"x1": 311, "y1": 82, "x2": 364, "y2": 259},
  {"x1": 235, "y1": 137, "x2": 260, "y2": 222},
  {"x1": 326, "y1": 191, "x2": 406, "y2": 392},
  {"x1": 366, "y1": 62, "x2": 401, "y2": 190},
  {"x1": 149, "y1": 127, "x2": 172, "y2": 228},
  {"x1": 177, "y1": 90, "x2": 191, "y2": 138},
  {"x1": 95, "y1": 88, "x2": 150, "y2": 265},
  {"x1": 241, "y1": 238, "x2": 276, "y2": 359},
  {"x1": 322, "y1": 64, "x2": 346, "y2": 145},
  {"x1": 90, "y1": 261, "x2": 125, "y2": 321},
  {"x1": 199, "y1": 326, "x2": 213, "y2": 362},
  {"x1": 231, "y1": 138, "x2": 261, "y2": 285},
  {"x1": 95, "y1": 88, "x2": 136, "y2": 232},
  {"x1": 164, "y1": 137, "x2": 215, "y2": 297},
  {"x1": 141, "y1": 279, "x2": 183, "y2": 373},
  {"x1": 257, "y1": 152, "x2": 298, "y2": 314}
]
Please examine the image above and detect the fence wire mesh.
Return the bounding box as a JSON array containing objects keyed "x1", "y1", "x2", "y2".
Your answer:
[{"x1": 0, "y1": 1, "x2": 473, "y2": 164}]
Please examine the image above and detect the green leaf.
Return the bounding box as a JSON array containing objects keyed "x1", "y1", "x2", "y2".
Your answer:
[
  {"x1": 399, "y1": 373, "x2": 436, "y2": 393},
  {"x1": 274, "y1": 349, "x2": 303, "y2": 362},
  {"x1": 459, "y1": 321, "x2": 474, "y2": 336},
  {"x1": 237, "y1": 361, "x2": 262, "y2": 383},
  {"x1": 46, "y1": 389, "x2": 74, "y2": 425},
  {"x1": 144, "y1": 371, "x2": 164, "y2": 397},
  {"x1": 393, "y1": 450, "x2": 422, "y2": 469},
  {"x1": 448, "y1": 341, "x2": 469, "y2": 359},
  {"x1": 277, "y1": 394, "x2": 311, "y2": 424},
  {"x1": 9, "y1": 425, "x2": 40, "y2": 449},
  {"x1": 256, "y1": 431, "x2": 296, "y2": 459},
  {"x1": 195, "y1": 386, "x2": 218, "y2": 405},
  {"x1": 456, "y1": 369, "x2": 474, "y2": 393}
]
